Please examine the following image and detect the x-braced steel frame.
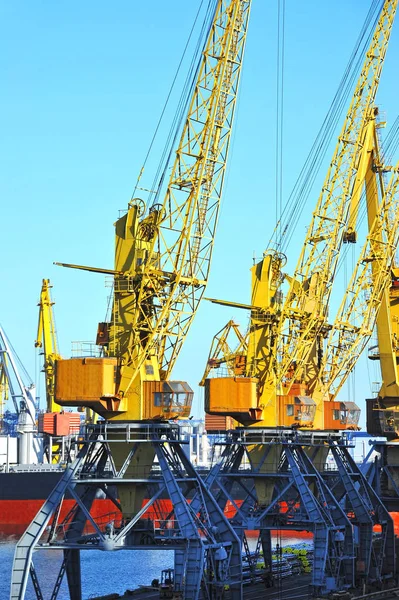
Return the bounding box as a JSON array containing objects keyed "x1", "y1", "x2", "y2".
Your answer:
[
  {"x1": 205, "y1": 429, "x2": 395, "y2": 595},
  {"x1": 10, "y1": 422, "x2": 242, "y2": 600}
]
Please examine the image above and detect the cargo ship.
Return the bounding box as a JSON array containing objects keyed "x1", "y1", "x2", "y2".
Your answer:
[
  {"x1": 0, "y1": 414, "x2": 233, "y2": 538},
  {"x1": 0, "y1": 468, "x2": 246, "y2": 538}
]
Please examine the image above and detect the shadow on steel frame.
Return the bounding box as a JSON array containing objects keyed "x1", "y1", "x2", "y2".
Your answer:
[{"x1": 204, "y1": 427, "x2": 396, "y2": 596}]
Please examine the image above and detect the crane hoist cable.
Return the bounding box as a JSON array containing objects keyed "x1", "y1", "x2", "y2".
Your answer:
[
  {"x1": 147, "y1": 0, "x2": 218, "y2": 211},
  {"x1": 106, "y1": 1, "x2": 216, "y2": 327},
  {"x1": 280, "y1": 2, "x2": 382, "y2": 255},
  {"x1": 274, "y1": 0, "x2": 285, "y2": 249},
  {"x1": 280, "y1": 1, "x2": 382, "y2": 254},
  {"x1": 130, "y1": 0, "x2": 213, "y2": 207},
  {"x1": 267, "y1": 0, "x2": 383, "y2": 257},
  {"x1": 384, "y1": 114, "x2": 399, "y2": 164}
]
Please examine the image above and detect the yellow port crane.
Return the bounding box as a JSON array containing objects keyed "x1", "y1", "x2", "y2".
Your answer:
[
  {"x1": 314, "y1": 164, "x2": 399, "y2": 408},
  {"x1": 367, "y1": 264, "x2": 399, "y2": 437},
  {"x1": 51, "y1": 0, "x2": 252, "y2": 422},
  {"x1": 0, "y1": 358, "x2": 8, "y2": 428},
  {"x1": 366, "y1": 187, "x2": 399, "y2": 437},
  {"x1": 202, "y1": 0, "x2": 398, "y2": 431},
  {"x1": 34, "y1": 279, "x2": 62, "y2": 413}
]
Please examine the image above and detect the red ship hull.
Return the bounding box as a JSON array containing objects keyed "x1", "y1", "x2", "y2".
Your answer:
[
  {"x1": 0, "y1": 497, "x2": 243, "y2": 536},
  {"x1": 0, "y1": 498, "x2": 314, "y2": 539},
  {"x1": 2, "y1": 472, "x2": 397, "y2": 540}
]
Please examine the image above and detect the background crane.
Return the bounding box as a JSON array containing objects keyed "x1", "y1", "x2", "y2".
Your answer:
[
  {"x1": 35, "y1": 279, "x2": 62, "y2": 414},
  {"x1": 0, "y1": 326, "x2": 37, "y2": 463}
]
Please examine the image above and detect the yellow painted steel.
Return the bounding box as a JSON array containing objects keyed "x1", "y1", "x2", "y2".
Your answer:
[
  {"x1": 247, "y1": 444, "x2": 282, "y2": 505},
  {"x1": 107, "y1": 436, "x2": 155, "y2": 520},
  {"x1": 375, "y1": 277, "x2": 399, "y2": 401},
  {"x1": 35, "y1": 279, "x2": 62, "y2": 413},
  {"x1": 106, "y1": 0, "x2": 252, "y2": 422},
  {"x1": 55, "y1": 358, "x2": 117, "y2": 406},
  {"x1": 0, "y1": 360, "x2": 8, "y2": 427},
  {"x1": 316, "y1": 159, "x2": 399, "y2": 401},
  {"x1": 200, "y1": 319, "x2": 248, "y2": 386},
  {"x1": 54, "y1": 0, "x2": 252, "y2": 421}
]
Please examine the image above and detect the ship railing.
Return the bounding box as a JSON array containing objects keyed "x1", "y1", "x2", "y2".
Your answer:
[
  {"x1": 153, "y1": 518, "x2": 182, "y2": 538},
  {"x1": 56, "y1": 511, "x2": 123, "y2": 540},
  {"x1": 76, "y1": 465, "x2": 163, "y2": 480},
  {"x1": 71, "y1": 341, "x2": 103, "y2": 357},
  {"x1": 86, "y1": 421, "x2": 183, "y2": 444}
]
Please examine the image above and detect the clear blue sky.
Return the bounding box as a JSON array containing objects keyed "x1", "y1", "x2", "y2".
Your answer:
[{"x1": 1, "y1": 1, "x2": 398, "y2": 423}]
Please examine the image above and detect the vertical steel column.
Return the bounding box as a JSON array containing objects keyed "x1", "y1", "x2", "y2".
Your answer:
[
  {"x1": 154, "y1": 444, "x2": 204, "y2": 600},
  {"x1": 331, "y1": 441, "x2": 395, "y2": 581},
  {"x1": 65, "y1": 551, "x2": 81, "y2": 600},
  {"x1": 283, "y1": 443, "x2": 329, "y2": 587}
]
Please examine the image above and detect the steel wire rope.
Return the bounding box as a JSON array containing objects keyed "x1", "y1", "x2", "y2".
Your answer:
[
  {"x1": 275, "y1": 20, "x2": 287, "y2": 580},
  {"x1": 274, "y1": 0, "x2": 286, "y2": 432},
  {"x1": 104, "y1": 1, "x2": 214, "y2": 324},
  {"x1": 279, "y1": 0, "x2": 382, "y2": 255},
  {"x1": 129, "y1": 0, "x2": 212, "y2": 207},
  {"x1": 349, "y1": 243, "x2": 356, "y2": 404},
  {"x1": 384, "y1": 115, "x2": 399, "y2": 165},
  {"x1": 265, "y1": 0, "x2": 382, "y2": 257},
  {"x1": 275, "y1": 0, "x2": 382, "y2": 254},
  {"x1": 145, "y1": 0, "x2": 217, "y2": 210},
  {"x1": 136, "y1": 1, "x2": 216, "y2": 363},
  {"x1": 275, "y1": 0, "x2": 285, "y2": 251}
]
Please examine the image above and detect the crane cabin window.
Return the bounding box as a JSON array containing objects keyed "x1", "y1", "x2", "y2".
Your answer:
[{"x1": 151, "y1": 381, "x2": 194, "y2": 412}]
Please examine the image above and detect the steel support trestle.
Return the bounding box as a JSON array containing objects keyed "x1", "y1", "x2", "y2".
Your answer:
[
  {"x1": 10, "y1": 422, "x2": 241, "y2": 600},
  {"x1": 206, "y1": 428, "x2": 395, "y2": 595}
]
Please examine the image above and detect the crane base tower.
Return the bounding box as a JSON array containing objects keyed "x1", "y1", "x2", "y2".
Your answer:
[
  {"x1": 364, "y1": 439, "x2": 399, "y2": 513},
  {"x1": 206, "y1": 428, "x2": 396, "y2": 595},
  {"x1": 10, "y1": 422, "x2": 243, "y2": 600}
]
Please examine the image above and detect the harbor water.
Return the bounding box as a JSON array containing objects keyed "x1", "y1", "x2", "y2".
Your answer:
[
  {"x1": 1, "y1": 535, "x2": 312, "y2": 599},
  {"x1": 0, "y1": 541, "x2": 174, "y2": 599}
]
